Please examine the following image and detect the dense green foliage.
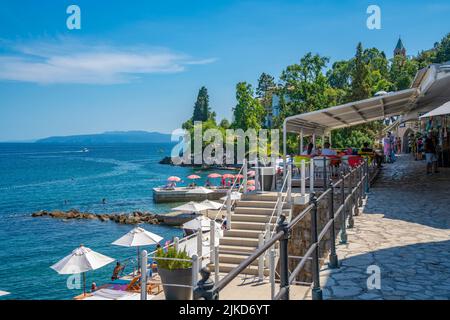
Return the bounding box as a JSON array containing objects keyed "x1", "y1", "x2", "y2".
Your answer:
[
  {"x1": 180, "y1": 33, "x2": 450, "y2": 156},
  {"x1": 155, "y1": 247, "x2": 192, "y2": 270}
]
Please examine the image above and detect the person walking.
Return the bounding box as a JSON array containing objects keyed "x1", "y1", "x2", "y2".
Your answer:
[{"x1": 424, "y1": 133, "x2": 439, "y2": 174}]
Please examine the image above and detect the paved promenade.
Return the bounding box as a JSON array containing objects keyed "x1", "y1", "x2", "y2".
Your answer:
[{"x1": 316, "y1": 155, "x2": 450, "y2": 300}]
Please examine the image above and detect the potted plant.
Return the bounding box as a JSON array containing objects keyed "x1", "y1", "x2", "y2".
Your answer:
[{"x1": 155, "y1": 247, "x2": 193, "y2": 300}]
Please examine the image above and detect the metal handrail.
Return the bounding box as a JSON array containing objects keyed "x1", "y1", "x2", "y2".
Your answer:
[
  {"x1": 263, "y1": 165, "x2": 291, "y2": 239},
  {"x1": 213, "y1": 162, "x2": 246, "y2": 221},
  {"x1": 209, "y1": 159, "x2": 373, "y2": 300}
]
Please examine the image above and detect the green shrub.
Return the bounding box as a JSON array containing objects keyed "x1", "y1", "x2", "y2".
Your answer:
[{"x1": 154, "y1": 247, "x2": 192, "y2": 270}]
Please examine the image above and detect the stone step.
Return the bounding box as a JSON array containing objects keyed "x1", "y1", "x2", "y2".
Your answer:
[
  {"x1": 217, "y1": 262, "x2": 269, "y2": 276},
  {"x1": 231, "y1": 221, "x2": 276, "y2": 231},
  {"x1": 231, "y1": 214, "x2": 278, "y2": 223},
  {"x1": 219, "y1": 245, "x2": 256, "y2": 254},
  {"x1": 237, "y1": 200, "x2": 289, "y2": 209},
  {"x1": 234, "y1": 207, "x2": 275, "y2": 215},
  {"x1": 224, "y1": 229, "x2": 262, "y2": 239},
  {"x1": 219, "y1": 253, "x2": 258, "y2": 266},
  {"x1": 241, "y1": 194, "x2": 279, "y2": 202},
  {"x1": 220, "y1": 236, "x2": 259, "y2": 247}
]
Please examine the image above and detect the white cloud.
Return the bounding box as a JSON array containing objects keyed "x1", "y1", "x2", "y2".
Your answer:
[{"x1": 0, "y1": 38, "x2": 216, "y2": 85}]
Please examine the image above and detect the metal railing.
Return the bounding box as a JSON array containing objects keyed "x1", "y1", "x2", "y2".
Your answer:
[
  {"x1": 194, "y1": 158, "x2": 378, "y2": 300},
  {"x1": 213, "y1": 159, "x2": 247, "y2": 229}
]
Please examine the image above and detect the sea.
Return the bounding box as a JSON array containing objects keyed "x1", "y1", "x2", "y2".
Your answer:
[{"x1": 0, "y1": 143, "x2": 218, "y2": 300}]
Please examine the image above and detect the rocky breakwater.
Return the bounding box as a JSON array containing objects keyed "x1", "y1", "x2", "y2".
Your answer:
[{"x1": 31, "y1": 209, "x2": 162, "y2": 225}]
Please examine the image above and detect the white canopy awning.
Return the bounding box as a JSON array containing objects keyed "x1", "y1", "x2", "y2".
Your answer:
[
  {"x1": 420, "y1": 101, "x2": 450, "y2": 118},
  {"x1": 284, "y1": 88, "x2": 419, "y2": 136}
]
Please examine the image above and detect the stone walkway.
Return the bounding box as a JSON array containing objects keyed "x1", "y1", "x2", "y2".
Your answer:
[{"x1": 314, "y1": 155, "x2": 450, "y2": 300}]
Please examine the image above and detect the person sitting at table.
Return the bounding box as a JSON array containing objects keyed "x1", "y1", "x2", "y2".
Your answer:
[
  {"x1": 321, "y1": 142, "x2": 337, "y2": 156},
  {"x1": 301, "y1": 143, "x2": 315, "y2": 156},
  {"x1": 361, "y1": 142, "x2": 383, "y2": 168}
]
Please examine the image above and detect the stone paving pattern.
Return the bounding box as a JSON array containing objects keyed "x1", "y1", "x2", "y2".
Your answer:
[{"x1": 311, "y1": 155, "x2": 450, "y2": 300}]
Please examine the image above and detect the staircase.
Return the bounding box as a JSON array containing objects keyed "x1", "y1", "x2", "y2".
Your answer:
[{"x1": 217, "y1": 192, "x2": 291, "y2": 276}]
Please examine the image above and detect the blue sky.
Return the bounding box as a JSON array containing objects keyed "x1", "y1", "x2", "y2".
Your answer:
[{"x1": 0, "y1": 0, "x2": 449, "y2": 141}]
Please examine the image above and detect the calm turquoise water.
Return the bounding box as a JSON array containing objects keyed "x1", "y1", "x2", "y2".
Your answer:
[{"x1": 0, "y1": 143, "x2": 214, "y2": 300}]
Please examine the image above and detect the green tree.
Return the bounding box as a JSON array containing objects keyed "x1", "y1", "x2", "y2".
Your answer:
[
  {"x1": 434, "y1": 33, "x2": 450, "y2": 63},
  {"x1": 192, "y1": 86, "x2": 212, "y2": 122},
  {"x1": 349, "y1": 43, "x2": 371, "y2": 101},
  {"x1": 232, "y1": 82, "x2": 265, "y2": 131},
  {"x1": 389, "y1": 55, "x2": 418, "y2": 91}
]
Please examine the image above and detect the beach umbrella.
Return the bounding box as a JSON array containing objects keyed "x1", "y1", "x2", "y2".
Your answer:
[
  {"x1": 182, "y1": 216, "x2": 221, "y2": 232},
  {"x1": 167, "y1": 176, "x2": 181, "y2": 182},
  {"x1": 51, "y1": 245, "x2": 115, "y2": 296},
  {"x1": 112, "y1": 226, "x2": 163, "y2": 270},
  {"x1": 220, "y1": 191, "x2": 242, "y2": 201},
  {"x1": 247, "y1": 180, "x2": 255, "y2": 185},
  {"x1": 187, "y1": 187, "x2": 214, "y2": 194},
  {"x1": 187, "y1": 174, "x2": 201, "y2": 180},
  {"x1": 173, "y1": 201, "x2": 211, "y2": 213},
  {"x1": 247, "y1": 186, "x2": 256, "y2": 192},
  {"x1": 247, "y1": 170, "x2": 256, "y2": 177},
  {"x1": 222, "y1": 173, "x2": 235, "y2": 179},
  {"x1": 201, "y1": 199, "x2": 223, "y2": 210},
  {"x1": 208, "y1": 173, "x2": 222, "y2": 179}
]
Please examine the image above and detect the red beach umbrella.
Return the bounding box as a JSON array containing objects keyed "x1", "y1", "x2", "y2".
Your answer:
[
  {"x1": 247, "y1": 170, "x2": 256, "y2": 177},
  {"x1": 208, "y1": 173, "x2": 222, "y2": 179},
  {"x1": 167, "y1": 176, "x2": 181, "y2": 182},
  {"x1": 247, "y1": 180, "x2": 255, "y2": 185},
  {"x1": 187, "y1": 175, "x2": 201, "y2": 180},
  {"x1": 222, "y1": 174, "x2": 235, "y2": 179},
  {"x1": 247, "y1": 186, "x2": 256, "y2": 191}
]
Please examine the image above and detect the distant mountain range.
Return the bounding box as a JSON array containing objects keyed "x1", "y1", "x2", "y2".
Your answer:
[{"x1": 35, "y1": 131, "x2": 173, "y2": 144}]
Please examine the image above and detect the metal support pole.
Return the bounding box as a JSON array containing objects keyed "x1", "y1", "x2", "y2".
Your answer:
[
  {"x1": 197, "y1": 228, "x2": 203, "y2": 263},
  {"x1": 365, "y1": 160, "x2": 370, "y2": 194},
  {"x1": 210, "y1": 220, "x2": 215, "y2": 264},
  {"x1": 214, "y1": 246, "x2": 219, "y2": 285},
  {"x1": 283, "y1": 121, "x2": 287, "y2": 180},
  {"x1": 264, "y1": 224, "x2": 270, "y2": 268},
  {"x1": 174, "y1": 237, "x2": 179, "y2": 251},
  {"x1": 192, "y1": 255, "x2": 199, "y2": 290},
  {"x1": 300, "y1": 129, "x2": 304, "y2": 154},
  {"x1": 277, "y1": 215, "x2": 290, "y2": 300},
  {"x1": 287, "y1": 164, "x2": 292, "y2": 203},
  {"x1": 310, "y1": 158, "x2": 314, "y2": 193},
  {"x1": 258, "y1": 233, "x2": 264, "y2": 281},
  {"x1": 243, "y1": 159, "x2": 248, "y2": 194},
  {"x1": 269, "y1": 247, "x2": 275, "y2": 299},
  {"x1": 226, "y1": 191, "x2": 232, "y2": 230},
  {"x1": 340, "y1": 173, "x2": 348, "y2": 244},
  {"x1": 328, "y1": 181, "x2": 339, "y2": 269},
  {"x1": 310, "y1": 194, "x2": 323, "y2": 300},
  {"x1": 255, "y1": 161, "x2": 260, "y2": 192},
  {"x1": 140, "y1": 250, "x2": 148, "y2": 300},
  {"x1": 301, "y1": 160, "x2": 306, "y2": 196},
  {"x1": 323, "y1": 156, "x2": 327, "y2": 190}
]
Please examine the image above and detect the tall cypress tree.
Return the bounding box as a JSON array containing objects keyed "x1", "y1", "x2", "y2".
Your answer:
[
  {"x1": 350, "y1": 42, "x2": 371, "y2": 101},
  {"x1": 192, "y1": 86, "x2": 210, "y2": 122}
]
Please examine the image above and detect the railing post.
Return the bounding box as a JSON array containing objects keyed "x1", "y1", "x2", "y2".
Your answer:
[
  {"x1": 328, "y1": 180, "x2": 339, "y2": 269},
  {"x1": 310, "y1": 158, "x2": 315, "y2": 193},
  {"x1": 226, "y1": 191, "x2": 232, "y2": 230},
  {"x1": 301, "y1": 160, "x2": 306, "y2": 197},
  {"x1": 258, "y1": 233, "x2": 264, "y2": 281},
  {"x1": 174, "y1": 237, "x2": 179, "y2": 251},
  {"x1": 264, "y1": 223, "x2": 270, "y2": 268},
  {"x1": 192, "y1": 254, "x2": 199, "y2": 292},
  {"x1": 310, "y1": 194, "x2": 323, "y2": 300},
  {"x1": 276, "y1": 215, "x2": 290, "y2": 300},
  {"x1": 323, "y1": 157, "x2": 327, "y2": 190},
  {"x1": 210, "y1": 220, "x2": 216, "y2": 264},
  {"x1": 340, "y1": 172, "x2": 348, "y2": 244},
  {"x1": 365, "y1": 160, "x2": 370, "y2": 194},
  {"x1": 243, "y1": 159, "x2": 248, "y2": 194},
  {"x1": 214, "y1": 246, "x2": 219, "y2": 285},
  {"x1": 358, "y1": 164, "x2": 363, "y2": 209},
  {"x1": 269, "y1": 247, "x2": 275, "y2": 300},
  {"x1": 255, "y1": 160, "x2": 260, "y2": 192},
  {"x1": 197, "y1": 228, "x2": 203, "y2": 263},
  {"x1": 287, "y1": 164, "x2": 292, "y2": 203},
  {"x1": 140, "y1": 250, "x2": 148, "y2": 300}
]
